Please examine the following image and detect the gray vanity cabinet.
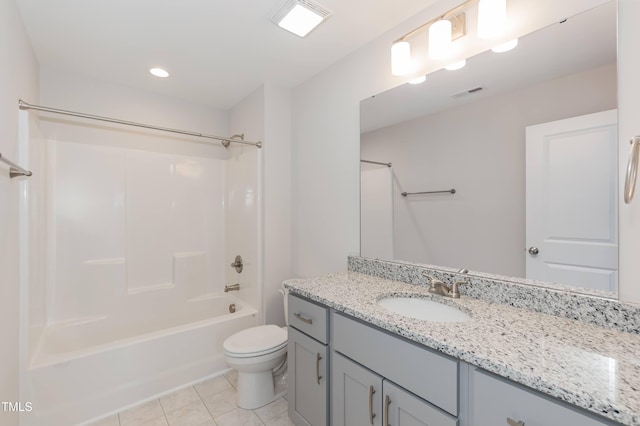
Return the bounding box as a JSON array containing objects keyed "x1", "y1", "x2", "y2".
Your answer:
[
  {"x1": 333, "y1": 352, "x2": 457, "y2": 426},
  {"x1": 288, "y1": 295, "x2": 329, "y2": 426},
  {"x1": 332, "y1": 352, "x2": 383, "y2": 425},
  {"x1": 469, "y1": 368, "x2": 613, "y2": 426},
  {"x1": 332, "y1": 312, "x2": 458, "y2": 425}
]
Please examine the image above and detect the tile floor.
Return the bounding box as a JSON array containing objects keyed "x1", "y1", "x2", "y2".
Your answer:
[{"x1": 87, "y1": 371, "x2": 294, "y2": 426}]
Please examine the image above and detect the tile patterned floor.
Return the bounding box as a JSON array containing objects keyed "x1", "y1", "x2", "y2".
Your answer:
[{"x1": 87, "y1": 371, "x2": 294, "y2": 426}]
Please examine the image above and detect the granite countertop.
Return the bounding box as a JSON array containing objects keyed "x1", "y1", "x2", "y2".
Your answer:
[{"x1": 284, "y1": 271, "x2": 640, "y2": 426}]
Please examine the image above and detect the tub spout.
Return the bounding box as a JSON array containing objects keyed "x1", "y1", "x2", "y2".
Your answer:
[{"x1": 225, "y1": 283, "x2": 240, "y2": 293}]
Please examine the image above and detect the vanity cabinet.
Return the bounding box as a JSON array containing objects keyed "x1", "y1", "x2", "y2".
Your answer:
[
  {"x1": 287, "y1": 292, "x2": 619, "y2": 426},
  {"x1": 332, "y1": 312, "x2": 458, "y2": 425},
  {"x1": 288, "y1": 295, "x2": 329, "y2": 426},
  {"x1": 333, "y1": 352, "x2": 457, "y2": 426},
  {"x1": 469, "y1": 368, "x2": 612, "y2": 426}
]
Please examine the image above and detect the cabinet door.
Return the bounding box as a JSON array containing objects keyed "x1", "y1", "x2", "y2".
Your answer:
[
  {"x1": 383, "y1": 381, "x2": 458, "y2": 426},
  {"x1": 469, "y1": 368, "x2": 611, "y2": 426},
  {"x1": 332, "y1": 352, "x2": 383, "y2": 426},
  {"x1": 288, "y1": 326, "x2": 328, "y2": 426}
]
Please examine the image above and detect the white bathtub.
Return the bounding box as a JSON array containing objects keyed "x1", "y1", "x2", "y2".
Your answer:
[{"x1": 24, "y1": 294, "x2": 258, "y2": 426}]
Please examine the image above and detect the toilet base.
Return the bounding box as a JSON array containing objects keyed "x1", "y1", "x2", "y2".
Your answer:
[{"x1": 236, "y1": 370, "x2": 287, "y2": 409}]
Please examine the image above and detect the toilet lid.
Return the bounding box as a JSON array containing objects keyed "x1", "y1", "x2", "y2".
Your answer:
[{"x1": 223, "y1": 325, "x2": 287, "y2": 357}]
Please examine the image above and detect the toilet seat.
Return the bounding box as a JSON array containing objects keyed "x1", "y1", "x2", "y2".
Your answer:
[{"x1": 223, "y1": 325, "x2": 287, "y2": 358}]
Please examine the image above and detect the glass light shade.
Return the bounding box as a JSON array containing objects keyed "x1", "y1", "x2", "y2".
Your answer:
[
  {"x1": 391, "y1": 41, "x2": 412, "y2": 76},
  {"x1": 429, "y1": 19, "x2": 452, "y2": 60},
  {"x1": 445, "y1": 59, "x2": 466, "y2": 70},
  {"x1": 478, "y1": 0, "x2": 507, "y2": 39},
  {"x1": 491, "y1": 38, "x2": 518, "y2": 53},
  {"x1": 409, "y1": 75, "x2": 427, "y2": 84},
  {"x1": 278, "y1": 4, "x2": 324, "y2": 37}
]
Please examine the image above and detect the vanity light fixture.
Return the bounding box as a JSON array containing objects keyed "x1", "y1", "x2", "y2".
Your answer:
[
  {"x1": 271, "y1": 0, "x2": 332, "y2": 37},
  {"x1": 445, "y1": 59, "x2": 467, "y2": 70},
  {"x1": 391, "y1": 41, "x2": 413, "y2": 76},
  {"x1": 491, "y1": 38, "x2": 518, "y2": 53},
  {"x1": 429, "y1": 19, "x2": 453, "y2": 60},
  {"x1": 390, "y1": 0, "x2": 512, "y2": 77},
  {"x1": 478, "y1": 0, "x2": 507, "y2": 39},
  {"x1": 149, "y1": 67, "x2": 170, "y2": 78}
]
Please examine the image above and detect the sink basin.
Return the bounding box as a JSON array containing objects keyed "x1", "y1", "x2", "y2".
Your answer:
[{"x1": 377, "y1": 297, "x2": 471, "y2": 322}]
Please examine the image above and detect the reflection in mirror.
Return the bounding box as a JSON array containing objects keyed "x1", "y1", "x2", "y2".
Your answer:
[{"x1": 360, "y1": 2, "x2": 617, "y2": 297}]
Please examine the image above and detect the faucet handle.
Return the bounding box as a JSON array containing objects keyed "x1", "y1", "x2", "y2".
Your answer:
[
  {"x1": 450, "y1": 280, "x2": 468, "y2": 298},
  {"x1": 421, "y1": 272, "x2": 443, "y2": 286}
]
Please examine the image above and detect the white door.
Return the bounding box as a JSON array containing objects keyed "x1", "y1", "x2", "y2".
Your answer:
[{"x1": 526, "y1": 110, "x2": 618, "y2": 292}]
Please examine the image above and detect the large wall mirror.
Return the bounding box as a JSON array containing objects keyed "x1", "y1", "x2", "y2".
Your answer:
[{"x1": 360, "y1": 2, "x2": 617, "y2": 297}]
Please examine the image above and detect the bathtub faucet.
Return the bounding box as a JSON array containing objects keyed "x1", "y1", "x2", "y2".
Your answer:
[{"x1": 225, "y1": 283, "x2": 240, "y2": 293}]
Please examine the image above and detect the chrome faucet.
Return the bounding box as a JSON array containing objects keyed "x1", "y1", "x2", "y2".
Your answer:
[
  {"x1": 422, "y1": 273, "x2": 467, "y2": 298},
  {"x1": 224, "y1": 283, "x2": 240, "y2": 293}
]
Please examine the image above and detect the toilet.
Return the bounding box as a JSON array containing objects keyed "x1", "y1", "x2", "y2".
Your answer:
[{"x1": 223, "y1": 289, "x2": 289, "y2": 409}]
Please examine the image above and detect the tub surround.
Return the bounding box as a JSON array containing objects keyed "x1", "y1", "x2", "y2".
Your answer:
[{"x1": 284, "y1": 267, "x2": 640, "y2": 425}]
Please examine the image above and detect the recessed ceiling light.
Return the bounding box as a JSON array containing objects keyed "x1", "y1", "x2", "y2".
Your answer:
[
  {"x1": 149, "y1": 67, "x2": 170, "y2": 78},
  {"x1": 271, "y1": 0, "x2": 331, "y2": 37}
]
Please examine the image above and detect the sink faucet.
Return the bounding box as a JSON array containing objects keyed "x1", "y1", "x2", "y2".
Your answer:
[{"x1": 422, "y1": 273, "x2": 467, "y2": 298}]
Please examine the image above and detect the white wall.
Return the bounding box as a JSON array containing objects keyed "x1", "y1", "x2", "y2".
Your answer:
[
  {"x1": 228, "y1": 88, "x2": 264, "y2": 315},
  {"x1": 361, "y1": 63, "x2": 616, "y2": 277},
  {"x1": 263, "y1": 84, "x2": 292, "y2": 326},
  {"x1": 0, "y1": 0, "x2": 39, "y2": 424},
  {"x1": 229, "y1": 84, "x2": 292, "y2": 326},
  {"x1": 290, "y1": 0, "x2": 616, "y2": 276}
]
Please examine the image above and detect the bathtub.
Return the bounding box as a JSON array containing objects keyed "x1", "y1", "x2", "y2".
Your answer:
[{"x1": 24, "y1": 294, "x2": 258, "y2": 426}]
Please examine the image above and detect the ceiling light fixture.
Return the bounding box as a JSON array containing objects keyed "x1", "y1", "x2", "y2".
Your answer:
[
  {"x1": 390, "y1": 0, "x2": 513, "y2": 77},
  {"x1": 409, "y1": 75, "x2": 427, "y2": 84},
  {"x1": 271, "y1": 0, "x2": 332, "y2": 38},
  {"x1": 149, "y1": 68, "x2": 169, "y2": 78}
]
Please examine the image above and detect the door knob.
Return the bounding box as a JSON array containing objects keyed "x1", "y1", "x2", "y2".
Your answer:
[{"x1": 528, "y1": 247, "x2": 539, "y2": 255}]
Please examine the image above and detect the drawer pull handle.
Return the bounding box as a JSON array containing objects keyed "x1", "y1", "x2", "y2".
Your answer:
[
  {"x1": 507, "y1": 418, "x2": 525, "y2": 426},
  {"x1": 384, "y1": 395, "x2": 391, "y2": 426},
  {"x1": 368, "y1": 385, "x2": 376, "y2": 425},
  {"x1": 316, "y1": 353, "x2": 323, "y2": 384},
  {"x1": 294, "y1": 312, "x2": 313, "y2": 324}
]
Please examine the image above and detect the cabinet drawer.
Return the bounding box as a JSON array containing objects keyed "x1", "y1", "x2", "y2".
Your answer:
[
  {"x1": 333, "y1": 312, "x2": 458, "y2": 416},
  {"x1": 288, "y1": 294, "x2": 328, "y2": 343},
  {"x1": 470, "y1": 368, "x2": 612, "y2": 426}
]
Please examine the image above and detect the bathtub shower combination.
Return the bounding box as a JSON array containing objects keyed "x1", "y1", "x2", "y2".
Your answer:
[{"x1": 18, "y1": 105, "x2": 263, "y2": 425}]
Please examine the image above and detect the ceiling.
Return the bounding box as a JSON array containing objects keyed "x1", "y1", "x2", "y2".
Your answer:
[
  {"x1": 361, "y1": 1, "x2": 616, "y2": 133},
  {"x1": 16, "y1": 0, "x2": 437, "y2": 110}
]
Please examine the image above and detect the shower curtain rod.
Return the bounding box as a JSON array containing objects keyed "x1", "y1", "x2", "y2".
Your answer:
[
  {"x1": 18, "y1": 100, "x2": 262, "y2": 149},
  {"x1": 361, "y1": 159, "x2": 392, "y2": 167}
]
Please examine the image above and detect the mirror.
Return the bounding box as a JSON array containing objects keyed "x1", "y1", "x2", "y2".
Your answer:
[{"x1": 360, "y1": 2, "x2": 617, "y2": 297}]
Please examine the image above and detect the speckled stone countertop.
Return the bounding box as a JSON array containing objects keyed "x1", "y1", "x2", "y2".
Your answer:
[{"x1": 284, "y1": 271, "x2": 640, "y2": 426}]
